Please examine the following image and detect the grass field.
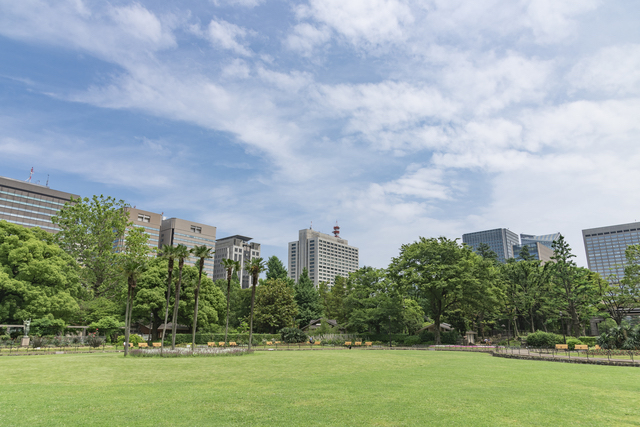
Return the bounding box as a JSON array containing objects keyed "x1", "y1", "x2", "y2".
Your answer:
[{"x1": 1, "y1": 350, "x2": 639, "y2": 426}]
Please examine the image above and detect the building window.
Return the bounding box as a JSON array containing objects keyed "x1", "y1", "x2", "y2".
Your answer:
[
  {"x1": 190, "y1": 225, "x2": 202, "y2": 234},
  {"x1": 137, "y1": 214, "x2": 150, "y2": 223}
]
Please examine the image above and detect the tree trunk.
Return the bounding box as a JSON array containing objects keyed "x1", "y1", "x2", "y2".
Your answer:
[
  {"x1": 160, "y1": 261, "x2": 174, "y2": 356},
  {"x1": 192, "y1": 260, "x2": 204, "y2": 352},
  {"x1": 434, "y1": 313, "x2": 441, "y2": 345},
  {"x1": 225, "y1": 276, "x2": 231, "y2": 344},
  {"x1": 124, "y1": 284, "x2": 131, "y2": 357},
  {"x1": 248, "y1": 273, "x2": 257, "y2": 350},
  {"x1": 171, "y1": 260, "x2": 184, "y2": 350}
]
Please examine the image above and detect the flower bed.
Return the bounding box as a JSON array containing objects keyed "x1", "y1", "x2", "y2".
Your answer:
[{"x1": 129, "y1": 347, "x2": 249, "y2": 357}]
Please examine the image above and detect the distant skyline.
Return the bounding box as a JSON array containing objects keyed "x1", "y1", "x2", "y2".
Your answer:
[{"x1": 2, "y1": 0, "x2": 640, "y2": 270}]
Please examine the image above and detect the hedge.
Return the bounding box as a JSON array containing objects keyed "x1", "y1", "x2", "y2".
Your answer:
[{"x1": 524, "y1": 331, "x2": 564, "y2": 348}]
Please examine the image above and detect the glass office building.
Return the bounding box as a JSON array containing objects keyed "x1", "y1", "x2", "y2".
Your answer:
[
  {"x1": 462, "y1": 228, "x2": 519, "y2": 263},
  {"x1": 583, "y1": 222, "x2": 640, "y2": 281}
]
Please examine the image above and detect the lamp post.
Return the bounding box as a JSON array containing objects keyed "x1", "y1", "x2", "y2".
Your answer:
[{"x1": 559, "y1": 311, "x2": 566, "y2": 344}]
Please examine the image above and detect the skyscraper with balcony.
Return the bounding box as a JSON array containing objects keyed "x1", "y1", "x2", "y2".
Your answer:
[
  {"x1": 583, "y1": 222, "x2": 640, "y2": 281},
  {"x1": 462, "y1": 228, "x2": 519, "y2": 263},
  {"x1": 288, "y1": 226, "x2": 359, "y2": 288}
]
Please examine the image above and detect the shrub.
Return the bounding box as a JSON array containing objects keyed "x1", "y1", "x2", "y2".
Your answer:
[
  {"x1": 10, "y1": 330, "x2": 22, "y2": 340},
  {"x1": 31, "y1": 336, "x2": 47, "y2": 348},
  {"x1": 419, "y1": 330, "x2": 435, "y2": 343},
  {"x1": 30, "y1": 315, "x2": 67, "y2": 336},
  {"x1": 88, "y1": 317, "x2": 123, "y2": 341},
  {"x1": 403, "y1": 336, "x2": 422, "y2": 346},
  {"x1": 441, "y1": 331, "x2": 460, "y2": 345},
  {"x1": 524, "y1": 331, "x2": 564, "y2": 348},
  {"x1": 597, "y1": 326, "x2": 627, "y2": 349},
  {"x1": 578, "y1": 336, "x2": 597, "y2": 347},
  {"x1": 86, "y1": 332, "x2": 104, "y2": 348},
  {"x1": 280, "y1": 328, "x2": 307, "y2": 343},
  {"x1": 117, "y1": 334, "x2": 144, "y2": 346},
  {"x1": 566, "y1": 338, "x2": 583, "y2": 350}
]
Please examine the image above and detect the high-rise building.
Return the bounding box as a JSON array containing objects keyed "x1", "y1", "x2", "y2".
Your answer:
[
  {"x1": 520, "y1": 233, "x2": 561, "y2": 250},
  {"x1": 212, "y1": 235, "x2": 260, "y2": 289},
  {"x1": 582, "y1": 222, "x2": 640, "y2": 281},
  {"x1": 159, "y1": 218, "x2": 217, "y2": 278},
  {"x1": 0, "y1": 175, "x2": 78, "y2": 233},
  {"x1": 119, "y1": 207, "x2": 163, "y2": 252},
  {"x1": 514, "y1": 233, "x2": 561, "y2": 262},
  {"x1": 462, "y1": 228, "x2": 519, "y2": 263},
  {"x1": 288, "y1": 226, "x2": 359, "y2": 288}
]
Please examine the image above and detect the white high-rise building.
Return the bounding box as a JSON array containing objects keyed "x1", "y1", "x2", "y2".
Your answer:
[
  {"x1": 212, "y1": 235, "x2": 261, "y2": 289},
  {"x1": 288, "y1": 225, "x2": 359, "y2": 288}
]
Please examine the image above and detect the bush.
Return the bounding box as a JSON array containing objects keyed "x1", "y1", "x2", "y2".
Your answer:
[
  {"x1": 566, "y1": 338, "x2": 583, "y2": 350},
  {"x1": 403, "y1": 336, "x2": 422, "y2": 346},
  {"x1": 578, "y1": 336, "x2": 597, "y2": 347},
  {"x1": 10, "y1": 330, "x2": 22, "y2": 340},
  {"x1": 419, "y1": 331, "x2": 435, "y2": 343},
  {"x1": 86, "y1": 333, "x2": 104, "y2": 348},
  {"x1": 31, "y1": 336, "x2": 47, "y2": 348},
  {"x1": 117, "y1": 334, "x2": 144, "y2": 346},
  {"x1": 440, "y1": 331, "x2": 460, "y2": 345},
  {"x1": 280, "y1": 328, "x2": 307, "y2": 343},
  {"x1": 88, "y1": 316, "x2": 123, "y2": 341},
  {"x1": 30, "y1": 315, "x2": 67, "y2": 336},
  {"x1": 597, "y1": 326, "x2": 627, "y2": 349},
  {"x1": 524, "y1": 331, "x2": 564, "y2": 348}
]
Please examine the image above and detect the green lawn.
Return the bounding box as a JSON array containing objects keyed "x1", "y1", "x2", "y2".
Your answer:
[{"x1": 1, "y1": 350, "x2": 639, "y2": 426}]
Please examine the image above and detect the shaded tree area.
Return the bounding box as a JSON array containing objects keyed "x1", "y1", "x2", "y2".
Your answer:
[
  {"x1": 254, "y1": 278, "x2": 298, "y2": 333},
  {"x1": 294, "y1": 268, "x2": 323, "y2": 328}
]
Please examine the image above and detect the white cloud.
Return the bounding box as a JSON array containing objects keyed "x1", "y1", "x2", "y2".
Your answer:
[
  {"x1": 569, "y1": 44, "x2": 640, "y2": 96},
  {"x1": 211, "y1": 0, "x2": 264, "y2": 7},
  {"x1": 190, "y1": 18, "x2": 253, "y2": 56},
  {"x1": 285, "y1": 23, "x2": 332, "y2": 55}
]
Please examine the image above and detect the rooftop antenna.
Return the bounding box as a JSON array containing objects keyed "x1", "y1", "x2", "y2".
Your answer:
[
  {"x1": 26, "y1": 167, "x2": 33, "y2": 183},
  {"x1": 310, "y1": 221, "x2": 313, "y2": 230},
  {"x1": 333, "y1": 221, "x2": 340, "y2": 238},
  {"x1": 46, "y1": 174, "x2": 49, "y2": 187}
]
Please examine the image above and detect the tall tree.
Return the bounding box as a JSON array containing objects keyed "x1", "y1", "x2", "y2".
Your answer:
[
  {"x1": 190, "y1": 245, "x2": 214, "y2": 351},
  {"x1": 294, "y1": 268, "x2": 323, "y2": 328},
  {"x1": 254, "y1": 278, "x2": 298, "y2": 333},
  {"x1": 170, "y1": 244, "x2": 190, "y2": 350},
  {"x1": 598, "y1": 244, "x2": 640, "y2": 325},
  {"x1": 266, "y1": 256, "x2": 288, "y2": 280},
  {"x1": 388, "y1": 237, "x2": 480, "y2": 345},
  {"x1": 476, "y1": 242, "x2": 499, "y2": 265},
  {"x1": 158, "y1": 245, "x2": 176, "y2": 355},
  {"x1": 51, "y1": 195, "x2": 130, "y2": 296},
  {"x1": 324, "y1": 275, "x2": 350, "y2": 325},
  {"x1": 246, "y1": 257, "x2": 266, "y2": 350},
  {"x1": 221, "y1": 258, "x2": 240, "y2": 344}
]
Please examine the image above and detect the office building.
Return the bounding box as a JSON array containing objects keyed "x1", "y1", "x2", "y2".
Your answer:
[
  {"x1": 520, "y1": 233, "x2": 561, "y2": 250},
  {"x1": 117, "y1": 207, "x2": 164, "y2": 252},
  {"x1": 160, "y1": 218, "x2": 217, "y2": 278},
  {"x1": 0, "y1": 175, "x2": 78, "y2": 233},
  {"x1": 212, "y1": 235, "x2": 260, "y2": 289},
  {"x1": 514, "y1": 232, "x2": 560, "y2": 262},
  {"x1": 583, "y1": 222, "x2": 640, "y2": 280},
  {"x1": 288, "y1": 225, "x2": 359, "y2": 288},
  {"x1": 462, "y1": 228, "x2": 519, "y2": 263}
]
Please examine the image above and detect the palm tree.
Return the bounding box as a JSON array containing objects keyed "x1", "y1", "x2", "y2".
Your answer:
[
  {"x1": 221, "y1": 258, "x2": 241, "y2": 345},
  {"x1": 159, "y1": 245, "x2": 177, "y2": 356},
  {"x1": 122, "y1": 258, "x2": 145, "y2": 357},
  {"x1": 246, "y1": 257, "x2": 266, "y2": 351},
  {"x1": 191, "y1": 245, "x2": 214, "y2": 352},
  {"x1": 171, "y1": 244, "x2": 190, "y2": 350}
]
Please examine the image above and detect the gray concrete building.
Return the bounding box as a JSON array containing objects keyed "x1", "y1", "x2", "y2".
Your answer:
[
  {"x1": 0, "y1": 175, "x2": 78, "y2": 233},
  {"x1": 212, "y1": 235, "x2": 260, "y2": 289},
  {"x1": 462, "y1": 228, "x2": 519, "y2": 263},
  {"x1": 119, "y1": 207, "x2": 164, "y2": 253},
  {"x1": 583, "y1": 221, "x2": 640, "y2": 281},
  {"x1": 288, "y1": 226, "x2": 359, "y2": 288},
  {"x1": 160, "y1": 218, "x2": 217, "y2": 278}
]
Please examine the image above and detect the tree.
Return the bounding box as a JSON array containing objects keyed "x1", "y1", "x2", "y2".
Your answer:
[
  {"x1": 598, "y1": 244, "x2": 640, "y2": 325},
  {"x1": 246, "y1": 257, "x2": 266, "y2": 350},
  {"x1": 51, "y1": 195, "x2": 130, "y2": 296},
  {"x1": 170, "y1": 244, "x2": 190, "y2": 350},
  {"x1": 500, "y1": 258, "x2": 548, "y2": 335},
  {"x1": 254, "y1": 278, "x2": 298, "y2": 333},
  {"x1": 388, "y1": 237, "x2": 480, "y2": 345},
  {"x1": 174, "y1": 266, "x2": 225, "y2": 333},
  {"x1": 0, "y1": 221, "x2": 82, "y2": 325},
  {"x1": 476, "y1": 243, "x2": 499, "y2": 265},
  {"x1": 294, "y1": 268, "x2": 323, "y2": 329},
  {"x1": 401, "y1": 298, "x2": 425, "y2": 335},
  {"x1": 158, "y1": 245, "x2": 176, "y2": 354},
  {"x1": 221, "y1": 258, "x2": 240, "y2": 344},
  {"x1": 190, "y1": 245, "x2": 214, "y2": 351},
  {"x1": 266, "y1": 256, "x2": 288, "y2": 281},
  {"x1": 324, "y1": 275, "x2": 350, "y2": 325}
]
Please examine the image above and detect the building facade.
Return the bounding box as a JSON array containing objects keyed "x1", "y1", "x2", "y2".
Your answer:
[
  {"x1": 159, "y1": 218, "x2": 217, "y2": 278},
  {"x1": 462, "y1": 228, "x2": 519, "y2": 263},
  {"x1": 118, "y1": 207, "x2": 164, "y2": 253},
  {"x1": 0, "y1": 175, "x2": 79, "y2": 233},
  {"x1": 212, "y1": 235, "x2": 260, "y2": 289},
  {"x1": 583, "y1": 222, "x2": 640, "y2": 281},
  {"x1": 288, "y1": 227, "x2": 359, "y2": 288},
  {"x1": 515, "y1": 232, "x2": 560, "y2": 262}
]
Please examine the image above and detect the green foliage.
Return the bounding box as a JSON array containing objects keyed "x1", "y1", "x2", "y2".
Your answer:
[
  {"x1": 51, "y1": 195, "x2": 130, "y2": 296},
  {"x1": 524, "y1": 331, "x2": 564, "y2": 348},
  {"x1": 167, "y1": 333, "x2": 280, "y2": 345},
  {"x1": 440, "y1": 331, "x2": 460, "y2": 345},
  {"x1": 78, "y1": 297, "x2": 121, "y2": 325},
  {"x1": 419, "y1": 330, "x2": 435, "y2": 342},
  {"x1": 254, "y1": 278, "x2": 298, "y2": 333},
  {"x1": 295, "y1": 268, "x2": 323, "y2": 328},
  {"x1": 578, "y1": 336, "x2": 597, "y2": 347},
  {"x1": 280, "y1": 327, "x2": 307, "y2": 343},
  {"x1": 85, "y1": 332, "x2": 104, "y2": 348},
  {"x1": 266, "y1": 256, "x2": 288, "y2": 281},
  {"x1": 88, "y1": 316, "x2": 123, "y2": 339},
  {"x1": 0, "y1": 221, "x2": 82, "y2": 324},
  {"x1": 117, "y1": 334, "x2": 144, "y2": 346},
  {"x1": 403, "y1": 336, "x2": 422, "y2": 346},
  {"x1": 30, "y1": 315, "x2": 67, "y2": 336},
  {"x1": 566, "y1": 338, "x2": 583, "y2": 350}
]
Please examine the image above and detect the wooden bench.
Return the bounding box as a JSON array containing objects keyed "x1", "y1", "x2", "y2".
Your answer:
[
  {"x1": 152, "y1": 342, "x2": 161, "y2": 348},
  {"x1": 345, "y1": 341, "x2": 352, "y2": 346},
  {"x1": 595, "y1": 345, "x2": 601, "y2": 350},
  {"x1": 275, "y1": 341, "x2": 281, "y2": 344},
  {"x1": 266, "y1": 341, "x2": 273, "y2": 345},
  {"x1": 555, "y1": 344, "x2": 568, "y2": 350},
  {"x1": 574, "y1": 345, "x2": 588, "y2": 350},
  {"x1": 354, "y1": 342, "x2": 362, "y2": 346},
  {"x1": 208, "y1": 342, "x2": 216, "y2": 347},
  {"x1": 229, "y1": 342, "x2": 238, "y2": 346},
  {"x1": 218, "y1": 342, "x2": 226, "y2": 346},
  {"x1": 314, "y1": 341, "x2": 321, "y2": 345},
  {"x1": 365, "y1": 342, "x2": 372, "y2": 346},
  {"x1": 138, "y1": 343, "x2": 148, "y2": 348}
]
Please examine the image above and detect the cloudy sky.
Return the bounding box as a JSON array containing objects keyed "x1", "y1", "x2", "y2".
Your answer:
[{"x1": 1, "y1": 0, "x2": 639, "y2": 269}]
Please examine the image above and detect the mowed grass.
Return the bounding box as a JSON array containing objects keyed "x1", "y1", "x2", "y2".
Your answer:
[{"x1": 1, "y1": 351, "x2": 639, "y2": 426}]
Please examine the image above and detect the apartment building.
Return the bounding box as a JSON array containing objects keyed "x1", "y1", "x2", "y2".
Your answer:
[
  {"x1": 159, "y1": 218, "x2": 217, "y2": 278},
  {"x1": 212, "y1": 235, "x2": 261, "y2": 289}
]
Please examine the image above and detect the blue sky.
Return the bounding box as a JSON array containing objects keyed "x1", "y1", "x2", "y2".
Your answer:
[{"x1": 1, "y1": 0, "x2": 640, "y2": 269}]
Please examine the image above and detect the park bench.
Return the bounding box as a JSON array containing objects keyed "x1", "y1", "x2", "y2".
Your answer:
[
  {"x1": 555, "y1": 344, "x2": 568, "y2": 350},
  {"x1": 138, "y1": 343, "x2": 148, "y2": 348},
  {"x1": 266, "y1": 341, "x2": 273, "y2": 345},
  {"x1": 208, "y1": 342, "x2": 216, "y2": 347},
  {"x1": 574, "y1": 345, "x2": 588, "y2": 350},
  {"x1": 314, "y1": 341, "x2": 321, "y2": 345},
  {"x1": 152, "y1": 342, "x2": 161, "y2": 348},
  {"x1": 354, "y1": 342, "x2": 362, "y2": 346},
  {"x1": 595, "y1": 345, "x2": 601, "y2": 350},
  {"x1": 345, "y1": 341, "x2": 352, "y2": 346},
  {"x1": 365, "y1": 342, "x2": 372, "y2": 346},
  {"x1": 218, "y1": 342, "x2": 225, "y2": 346},
  {"x1": 229, "y1": 342, "x2": 238, "y2": 346},
  {"x1": 275, "y1": 341, "x2": 281, "y2": 344}
]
